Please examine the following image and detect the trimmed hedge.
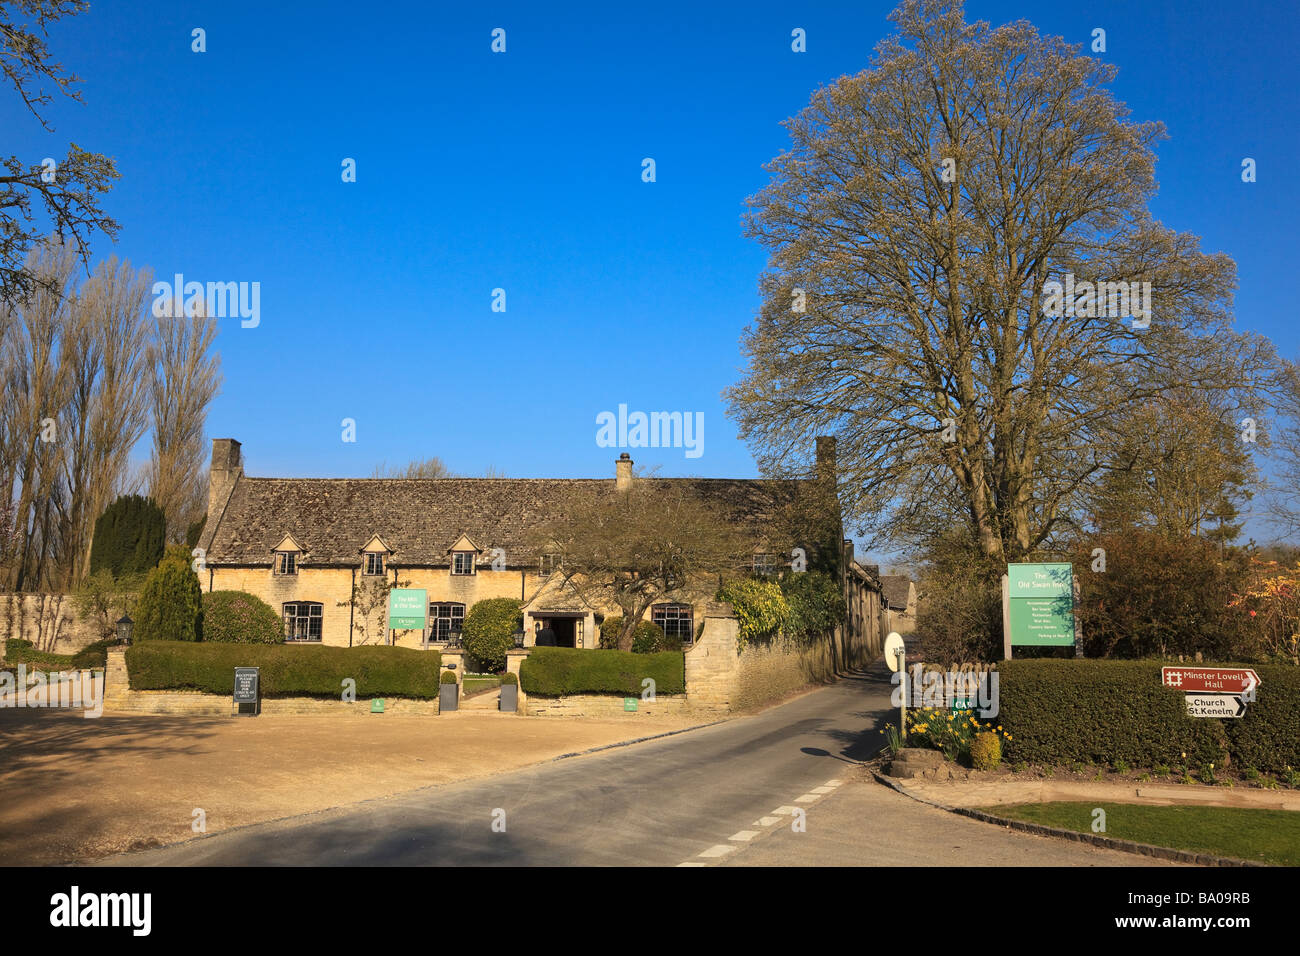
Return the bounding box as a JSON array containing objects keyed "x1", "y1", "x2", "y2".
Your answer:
[
  {"x1": 126, "y1": 641, "x2": 441, "y2": 699},
  {"x1": 202, "y1": 590, "x2": 283, "y2": 644},
  {"x1": 999, "y1": 660, "x2": 1299, "y2": 773},
  {"x1": 3, "y1": 638, "x2": 115, "y2": 671},
  {"x1": 520, "y1": 647, "x2": 685, "y2": 696}
]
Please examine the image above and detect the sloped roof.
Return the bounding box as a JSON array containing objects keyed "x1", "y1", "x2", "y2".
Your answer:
[
  {"x1": 205, "y1": 475, "x2": 816, "y2": 568},
  {"x1": 880, "y1": 575, "x2": 914, "y2": 610}
]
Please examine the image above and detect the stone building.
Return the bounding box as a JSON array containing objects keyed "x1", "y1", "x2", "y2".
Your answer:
[{"x1": 198, "y1": 436, "x2": 881, "y2": 655}]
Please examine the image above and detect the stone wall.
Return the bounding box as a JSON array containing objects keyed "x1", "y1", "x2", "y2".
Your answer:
[
  {"x1": 0, "y1": 594, "x2": 104, "y2": 656},
  {"x1": 523, "y1": 693, "x2": 689, "y2": 718},
  {"x1": 102, "y1": 649, "x2": 439, "y2": 716}
]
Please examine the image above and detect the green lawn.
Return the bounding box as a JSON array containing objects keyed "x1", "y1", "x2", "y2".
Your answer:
[
  {"x1": 983, "y1": 801, "x2": 1300, "y2": 866},
  {"x1": 462, "y1": 676, "x2": 502, "y2": 696}
]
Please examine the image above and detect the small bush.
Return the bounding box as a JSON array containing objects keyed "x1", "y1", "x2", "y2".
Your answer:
[
  {"x1": 440, "y1": 670, "x2": 459, "y2": 685},
  {"x1": 4, "y1": 638, "x2": 114, "y2": 671},
  {"x1": 126, "y1": 641, "x2": 441, "y2": 698},
  {"x1": 970, "y1": 732, "x2": 1002, "y2": 770},
  {"x1": 462, "y1": 598, "x2": 521, "y2": 672},
  {"x1": 520, "y1": 647, "x2": 684, "y2": 696},
  {"x1": 598, "y1": 616, "x2": 623, "y2": 649},
  {"x1": 134, "y1": 545, "x2": 203, "y2": 643},
  {"x1": 631, "y1": 620, "x2": 666, "y2": 653},
  {"x1": 780, "y1": 570, "x2": 845, "y2": 639},
  {"x1": 500, "y1": 671, "x2": 518, "y2": 686},
  {"x1": 202, "y1": 591, "x2": 283, "y2": 644}
]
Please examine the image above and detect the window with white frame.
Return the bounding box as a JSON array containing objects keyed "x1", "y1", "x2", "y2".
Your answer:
[
  {"x1": 275, "y1": 551, "x2": 298, "y2": 575},
  {"x1": 429, "y1": 602, "x2": 465, "y2": 643},
  {"x1": 363, "y1": 551, "x2": 385, "y2": 576},
  {"x1": 452, "y1": 551, "x2": 476, "y2": 575},
  {"x1": 283, "y1": 601, "x2": 322, "y2": 642},
  {"x1": 652, "y1": 603, "x2": 694, "y2": 646}
]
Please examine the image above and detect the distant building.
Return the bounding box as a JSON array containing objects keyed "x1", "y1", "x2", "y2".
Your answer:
[{"x1": 880, "y1": 575, "x2": 917, "y2": 634}]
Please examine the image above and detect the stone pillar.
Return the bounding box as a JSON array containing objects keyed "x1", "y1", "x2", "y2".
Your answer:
[
  {"x1": 507, "y1": 647, "x2": 530, "y2": 711},
  {"x1": 103, "y1": 647, "x2": 129, "y2": 709},
  {"x1": 685, "y1": 602, "x2": 739, "y2": 712}
]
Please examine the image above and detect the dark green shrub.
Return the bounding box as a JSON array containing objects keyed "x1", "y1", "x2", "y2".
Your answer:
[
  {"x1": 126, "y1": 641, "x2": 441, "y2": 698},
  {"x1": 520, "y1": 647, "x2": 685, "y2": 696},
  {"x1": 999, "y1": 660, "x2": 1231, "y2": 768},
  {"x1": 88, "y1": 495, "x2": 166, "y2": 577},
  {"x1": 780, "y1": 570, "x2": 845, "y2": 638},
  {"x1": 631, "y1": 620, "x2": 665, "y2": 653},
  {"x1": 500, "y1": 671, "x2": 518, "y2": 685},
  {"x1": 440, "y1": 670, "x2": 459, "y2": 685},
  {"x1": 1222, "y1": 665, "x2": 1300, "y2": 773},
  {"x1": 4, "y1": 638, "x2": 113, "y2": 670},
  {"x1": 598, "y1": 616, "x2": 623, "y2": 649},
  {"x1": 970, "y1": 732, "x2": 1002, "y2": 770},
  {"x1": 202, "y1": 590, "x2": 283, "y2": 644},
  {"x1": 134, "y1": 545, "x2": 203, "y2": 642},
  {"x1": 462, "y1": 598, "x2": 521, "y2": 672}
]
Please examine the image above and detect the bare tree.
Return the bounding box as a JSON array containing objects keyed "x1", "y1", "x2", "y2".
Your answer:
[
  {"x1": 370, "y1": 457, "x2": 455, "y2": 479},
  {"x1": 55, "y1": 257, "x2": 152, "y2": 583},
  {"x1": 0, "y1": 0, "x2": 118, "y2": 305},
  {"x1": 727, "y1": 0, "x2": 1276, "y2": 562},
  {"x1": 537, "y1": 481, "x2": 754, "y2": 651},
  {"x1": 147, "y1": 299, "x2": 221, "y2": 541}
]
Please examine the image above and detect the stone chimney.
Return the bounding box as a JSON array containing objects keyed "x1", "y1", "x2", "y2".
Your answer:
[
  {"x1": 616, "y1": 452, "x2": 633, "y2": 492},
  {"x1": 815, "y1": 435, "x2": 837, "y2": 482},
  {"x1": 208, "y1": 438, "x2": 243, "y2": 520}
]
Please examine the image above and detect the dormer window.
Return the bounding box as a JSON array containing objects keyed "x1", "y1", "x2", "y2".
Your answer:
[
  {"x1": 272, "y1": 534, "x2": 305, "y2": 575},
  {"x1": 452, "y1": 551, "x2": 475, "y2": 575},
  {"x1": 364, "y1": 552, "x2": 385, "y2": 576}
]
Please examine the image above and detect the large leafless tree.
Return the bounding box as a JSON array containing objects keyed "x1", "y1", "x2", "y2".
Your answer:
[{"x1": 727, "y1": 0, "x2": 1277, "y2": 562}]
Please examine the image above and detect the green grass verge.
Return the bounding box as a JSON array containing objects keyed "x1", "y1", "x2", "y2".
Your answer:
[
  {"x1": 3, "y1": 638, "x2": 116, "y2": 671},
  {"x1": 984, "y1": 801, "x2": 1300, "y2": 866}
]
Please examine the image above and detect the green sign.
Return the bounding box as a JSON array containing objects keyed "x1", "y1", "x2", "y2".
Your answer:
[
  {"x1": 387, "y1": 588, "x2": 427, "y2": 630},
  {"x1": 623, "y1": 697, "x2": 638, "y2": 712},
  {"x1": 371, "y1": 699, "x2": 385, "y2": 713},
  {"x1": 1008, "y1": 563, "x2": 1075, "y2": 645}
]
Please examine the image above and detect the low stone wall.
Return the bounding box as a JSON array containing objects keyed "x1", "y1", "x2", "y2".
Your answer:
[
  {"x1": 524, "y1": 693, "x2": 689, "y2": 718},
  {"x1": 0, "y1": 594, "x2": 103, "y2": 656},
  {"x1": 101, "y1": 649, "x2": 439, "y2": 716}
]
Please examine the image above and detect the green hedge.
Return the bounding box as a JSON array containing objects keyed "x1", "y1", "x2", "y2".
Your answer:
[
  {"x1": 520, "y1": 647, "x2": 685, "y2": 696},
  {"x1": 3, "y1": 638, "x2": 114, "y2": 670},
  {"x1": 126, "y1": 641, "x2": 441, "y2": 699},
  {"x1": 999, "y1": 660, "x2": 1299, "y2": 773},
  {"x1": 202, "y1": 590, "x2": 284, "y2": 644}
]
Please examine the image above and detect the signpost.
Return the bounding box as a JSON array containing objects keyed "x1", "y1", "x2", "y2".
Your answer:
[
  {"x1": 1161, "y1": 666, "x2": 1260, "y2": 718},
  {"x1": 883, "y1": 632, "x2": 906, "y2": 741},
  {"x1": 387, "y1": 588, "x2": 428, "y2": 637},
  {"x1": 233, "y1": 667, "x2": 259, "y2": 717},
  {"x1": 1003, "y1": 563, "x2": 1080, "y2": 659}
]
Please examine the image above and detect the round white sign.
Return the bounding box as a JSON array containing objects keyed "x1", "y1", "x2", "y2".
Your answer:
[{"x1": 883, "y1": 632, "x2": 905, "y2": 673}]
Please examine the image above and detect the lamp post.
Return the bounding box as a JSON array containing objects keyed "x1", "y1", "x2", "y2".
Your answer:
[
  {"x1": 512, "y1": 629, "x2": 525, "y2": 649},
  {"x1": 116, "y1": 614, "x2": 134, "y2": 646}
]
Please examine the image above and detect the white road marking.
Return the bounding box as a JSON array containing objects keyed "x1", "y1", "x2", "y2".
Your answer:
[
  {"x1": 753, "y1": 816, "x2": 781, "y2": 827},
  {"x1": 698, "y1": 844, "x2": 737, "y2": 858},
  {"x1": 795, "y1": 793, "x2": 820, "y2": 803},
  {"x1": 729, "y1": 830, "x2": 760, "y2": 842},
  {"x1": 810, "y1": 786, "x2": 835, "y2": 794},
  {"x1": 676, "y1": 861, "x2": 707, "y2": 867}
]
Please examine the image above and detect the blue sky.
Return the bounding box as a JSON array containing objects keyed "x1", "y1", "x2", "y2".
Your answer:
[{"x1": 4, "y1": 1, "x2": 1298, "y2": 546}]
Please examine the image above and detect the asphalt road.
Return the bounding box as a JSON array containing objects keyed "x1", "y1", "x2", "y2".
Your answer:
[{"x1": 102, "y1": 666, "x2": 1165, "y2": 866}]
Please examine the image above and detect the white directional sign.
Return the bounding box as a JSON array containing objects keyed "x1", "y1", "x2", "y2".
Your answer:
[
  {"x1": 1184, "y1": 693, "x2": 1248, "y2": 719},
  {"x1": 883, "y1": 632, "x2": 905, "y2": 673}
]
